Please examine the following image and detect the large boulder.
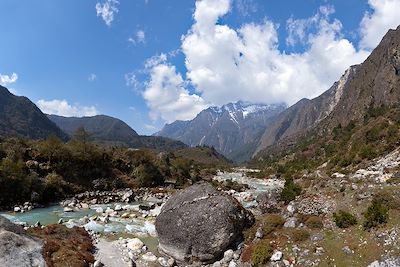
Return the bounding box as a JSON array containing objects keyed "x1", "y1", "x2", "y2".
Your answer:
[
  {"x1": 155, "y1": 183, "x2": 254, "y2": 263},
  {"x1": 0, "y1": 216, "x2": 46, "y2": 267}
]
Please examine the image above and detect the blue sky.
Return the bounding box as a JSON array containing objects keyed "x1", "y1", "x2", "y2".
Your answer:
[{"x1": 0, "y1": 0, "x2": 399, "y2": 135}]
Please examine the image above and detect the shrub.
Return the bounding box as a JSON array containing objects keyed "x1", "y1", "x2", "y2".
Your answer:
[
  {"x1": 251, "y1": 240, "x2": 273, "y2": 266},
  {"x1": 261, "y1": 214, "x2": 285, "y2": 235},
  {"x1": 333, "y1": 210, "x2": 357, "y2": 228},
  {"x1": 363, "y1": 201, "x2": 389, "y2": 230},
  {"x1": 373, "y1": 189, "x2": 400, "y2": 210},
  {"x1": 280, "y1": 178, "x2": 302, "y2": 204},
  {"x1": 291, "y1": 229, "x2": 310, "y2": 242},
  {"x1": 305, "y1": 216, "x2": 324, "y2": 229}
]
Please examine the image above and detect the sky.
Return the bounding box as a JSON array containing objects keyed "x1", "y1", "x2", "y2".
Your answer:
[{"x1": 1, "y1": 0, "x2": 400, "y2": 135}]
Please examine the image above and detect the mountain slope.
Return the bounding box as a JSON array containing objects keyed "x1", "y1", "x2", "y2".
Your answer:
[
  {"x1": 48, "y1": 114, "x2": 139, "y2": 146},
  {"x1": 0, "y1": 86, "x2": 67, "y2": 140},
  {"x1": 48, "y1": 114, "x2": 186, "y2": 151},
  {"x1": 255, "y1": 25, "x2": 400, "y2": 162},
  {"x1": 255, "y1": 66, "x2": 358, "y2": 155},
  {"x1": 156, "y1": 101, "x2": 286, "y2": 162}
]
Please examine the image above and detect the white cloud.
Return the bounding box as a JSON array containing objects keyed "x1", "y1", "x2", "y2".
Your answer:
[
  {"x1": 37, "y1": 99, "x2": 98, "y2": 117},
  {"x1": 137, "y1": 30, "x2": 146, "y2": 43},
  {"x1": 0, "y1": 72, "x2": 18, "y2": 86},
  {"x1": 235, "y1": 0, "x2": 257, "y2": 17},
  {"x1": 96, "y1": 0, "x2": 119, "y2": 27},
  {"x1": 142, "y1": 64, "x2": 207, "y2": 122},
  {"x1": 360, "y1": 0, "x2": 400, "y2": 50},
  {"x1": 125, "y1": 72, "x2": 140, "y2": 91},
  {"x1": 141, "y1": 0, "x2": 400, "y2": 123},
  {"x1": 181, "y1": 1, "x2": 369, "y2": 106},
  {"x1": 88, "y1": 73, "x2": 97, "y2": 82},
  {"x1": 128, "y1": 30, "x2": 146, "y2": 45}
]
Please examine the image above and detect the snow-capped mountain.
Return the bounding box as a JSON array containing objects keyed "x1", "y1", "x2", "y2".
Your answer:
[{"x1": 155, "y1": 101, "x2": 286, "y2": 162}]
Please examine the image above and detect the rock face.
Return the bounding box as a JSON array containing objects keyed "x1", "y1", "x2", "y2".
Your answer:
[
  {"x1": 0, "y1": 216, "x2": 46, "y2": 267},
  {"x1": 155, "y1": 183, "x2": 254, "y2": 263}
]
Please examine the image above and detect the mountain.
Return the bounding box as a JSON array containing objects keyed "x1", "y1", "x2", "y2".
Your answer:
[
  {"x1": 48, "y1": 114, "x2": 186, "y2": 151},
  {"x1": 255, "y1": 25, "x2": 400, "y2": 159},
  {"x1": 156, "y1": 101, "x2": 286, "y2": 162},
  {"x1": 48, "y1": 114, "x2": 140, "y2": 146},
  {"x1": 0, "y1": 86, "x2": 67, "y2": 140},
  {"x1": 255, "y1": 66, "x2": 358, "y2": 155}
]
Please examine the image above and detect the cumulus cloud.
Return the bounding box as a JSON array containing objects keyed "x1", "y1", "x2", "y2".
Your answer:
[
  {"x1": 37, "y1": 99, "x2": 98, "y2": 117},
  {"x1": 142, "y1": 0, "x2": 400, "y2": 123},
  {"x1": 142, "y1": 64, "x2": 207, "y2": 122},
  {"x1": 0, "y1": 73, "x2": 18, "y2": 86},
  {"x1": 181, "y1": 1, "x2": 369, "y2": 106},
  {"x1": 360, "y1": 0, "x2": 400, "y2": 50},
  {"x1": 96, "y1": 0, "x2": 119, "y2": 27}
]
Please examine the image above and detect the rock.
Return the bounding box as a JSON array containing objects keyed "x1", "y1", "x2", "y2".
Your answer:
[
  {"x1": 368, "y1": 258, "x2": 400, "y2": 267},
  {"x1": 156, "y1": 183, "x2": 254, "y2": 263},
  {"x1": 212, "y1": 261, "x2": 222, "y2": 267},
  {"x1": 0, "y1": 216, "x2": 46, "y2": 267},
  {"x1": 284, "y1": 217, "x2": 297, "y2": 228},
  {"x1": 127, "y1": 238, "x2": 144, "y2": 251},
  {"x1": 94, "y1": 260, "x2": 104, "y2": 267},
  {"x1": 223, "y1": 249, "x2": 234, "y2": 263},
  {"x1": 158, "y1": 257, "x2": 169, "y2": 267},
  {"x1": 342, "y1": 246, "x2": 353, "y2": 255},
  {"x1": 228, "y1": 261, "x2": 237, "y2": 267},
  {"x1": 95, "y1": 207, "x2": 104, "y2": 213},
  {"x1": 255, "y1": 227, "x2": 264, "y2": 239},
  {"x1": 81, "y1": 203, "x2": 89, "y2": 209},
  {"x1": 91, "y1": 198, "x2": 98, "y2": 205},
  {"x1": 271, "y1": 251, "x2": 283, "y2": 261},
  {"x1": 14, "y1": 207, "x2": 21, "y2": 212},
  {"x1": 57, "y1": 218, "x2": 63, "y2": 224},
  {"x1": 63, "y1": 207, "x2": 74, "y2": 212},
  {"x1": 121, "y1": 212, "x2": 130, "y2": 219},
  {"x1": 167, "y1": 258, "x2": 175, "y2": 266},
  {"x1": 122, "y1": 191, "x2": 134, "y2": 202},
  {"x1": 256, "y1": 188, "x2": 281, "y2": 213},
  {"x1": 296, "y1": 195, "x2": 336, "y2": 215},
  {"x1": 142, "y1": 252, "x2": 157, "y2": 262},
  {"x1": 310, "y1": 233, "x2": 324, "y2": 241},
  {"x1": 114, "y1": 204, "x2": 123, "y2": 211},
  {"x1": 287, "y1": 204, "x2": 295, "y2": 214},
  {"x1": 315, "y1": 247, "x2": 325, "y2": 256}
]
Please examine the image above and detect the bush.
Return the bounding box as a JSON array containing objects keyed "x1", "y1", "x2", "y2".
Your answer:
[
  {"x1": 305, "y1": 216, "x2": 324, "y2": 229},
  {"x1": 291, "y1": 229, "x2": 310, "y2": 242},
  {"x1": 251, "y1": 240, "x2": 273, "y2": 266},
  {"x1": 280, "y1": 178, "x2": 302, "y2": 204},
  {"x1": 333, "y1": 210, "x2": 357, "y2": 228},
  {"x1": 363, "y1": 201, "x2": 389, "y2": 230}
]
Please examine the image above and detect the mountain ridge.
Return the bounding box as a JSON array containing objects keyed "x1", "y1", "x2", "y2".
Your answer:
[{"x1": 156, "y1": 101, "x2": 286, "y2": 162}]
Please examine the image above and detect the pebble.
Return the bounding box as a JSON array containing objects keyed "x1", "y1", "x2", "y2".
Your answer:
[
  {"x1": 93, "y1": 260, "x2": 104, "y2": 267},
  {"x1": 271, "y1": 251, "x2": 283, "y2": 261},
  {"x1": 158, "y1": 257, "x2": 169, "y2": 267},
  {"x1": 223, "y1": 249, "x2": 234, "y2": 263},
  {"x1": 141, "y1": 252, "x2": 157, "y2": 262},
  {"x1": 127, "y1": 238, "x2": 144, "y2": 251},
  {"x1": 255, "y1": 227, "x2": 264, "y2": 238}
]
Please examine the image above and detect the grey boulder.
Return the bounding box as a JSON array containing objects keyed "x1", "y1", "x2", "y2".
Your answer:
[
  {"x1": 155, "y1": 183, "x2": 254, "y2": 263},
  {"x1": 0, "y1": 216, "x2": 46, "y2": 267}
]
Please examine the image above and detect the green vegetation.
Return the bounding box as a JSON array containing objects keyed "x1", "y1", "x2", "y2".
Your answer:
[
  {"x1": 333, "y1": 210, "x2": 358, "y2": 228},
  {"x1": 363, "y1": 201, "x2": 389, "y2": 230},
  {"x1": 0, "y1": 131, "x2": 229, "y2": 209},
  {"x1": 280, "y1": 178, "x2": 302, "y2": 204},
  {"x1": 251, "y1": 240, "x2": 273, "y2": 267}
]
